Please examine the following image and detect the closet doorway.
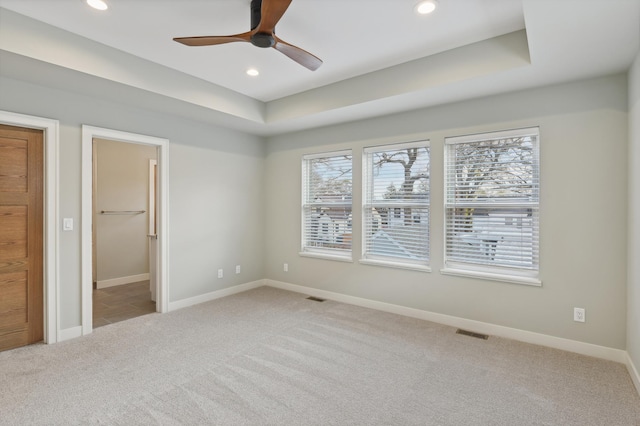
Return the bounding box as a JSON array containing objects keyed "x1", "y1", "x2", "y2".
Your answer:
[
  {"x1": 92, "y1": 138, "x2": 157, "y2": 328},
  {"x1": 81, "y1": 126, "x2": 169, "y2": 335}
]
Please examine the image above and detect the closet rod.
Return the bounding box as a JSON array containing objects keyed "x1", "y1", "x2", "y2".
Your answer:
[{"x1": 100, "y1": 210, "x2": 146, "y2": 215}]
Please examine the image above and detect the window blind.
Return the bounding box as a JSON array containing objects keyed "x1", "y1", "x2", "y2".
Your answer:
[
  {"x1": 302, "y1": 151, "x2": 353, "y2": 256},
  {"x1": 444, "y1": 128, "x2": 539, "y2": 274},
  {"x1": 363, "y1": 142, "x2": 430, "y2": 265}
]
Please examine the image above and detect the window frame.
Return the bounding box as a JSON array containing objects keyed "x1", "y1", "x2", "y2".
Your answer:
[
  {"x1": 300, "y1": 150, "x2": 354, "y2": 262},
  {"x1": 361, "y1": 140, "x2": 431, "y2": 272},
  {"x1": 442, "y1": 127, "x2": 541, "y2": 286}
]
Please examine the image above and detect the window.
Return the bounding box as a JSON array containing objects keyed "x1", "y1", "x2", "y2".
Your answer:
[
  {"x1": 301, "y1": 151, "x2": 353, "y2": 260},
  {"x1": 362, "y1": 141, "x2": 430, "y2": 270},
  {"x1": 444, "y1": 128, "x2": 540, "y2": 284}
]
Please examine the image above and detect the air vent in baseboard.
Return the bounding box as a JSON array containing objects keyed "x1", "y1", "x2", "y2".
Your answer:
[
  {"x1": 456, "y1": 329, "x2": 489, "y2": 340},
  {"x1": 306, "y1": 296, "x2": 326, "y2": 302}
]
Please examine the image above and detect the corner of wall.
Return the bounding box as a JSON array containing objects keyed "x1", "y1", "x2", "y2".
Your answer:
[
  {"x1": 627, "y1": 352, "x2": 640, "y2": 396},
  {"x1": 628, "y1": 48, "x2": 640, "y2": 389}
]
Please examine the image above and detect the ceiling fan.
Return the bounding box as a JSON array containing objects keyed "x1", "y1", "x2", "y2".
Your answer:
[{"x1": 173, "y1": 0, "x2": 322, "y2": 71}]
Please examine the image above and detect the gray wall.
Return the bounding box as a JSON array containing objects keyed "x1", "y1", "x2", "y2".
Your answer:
[
  {"x1": 0, "y1": 69, "x2": 635, "y2": 355},
  {"x1": 629, "y1": 51, "x2": 640, "y2": 374},
  {"x1": 265, "y1": 74, "x2": 629, "y2": 350},
  {"x1": 0, "y1": 76, "x2": 265, "y2": 330}
]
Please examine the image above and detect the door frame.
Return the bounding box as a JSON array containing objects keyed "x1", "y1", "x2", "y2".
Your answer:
[
  {"x1": 148, "y1": 159, "x2": 158, "y2": 302},
  {"x1": 0, "y1": 110, "x2": 60, "y2": 344},
  {"x1": 81, "y1": 126, "x2": 169, "y2": 335}
]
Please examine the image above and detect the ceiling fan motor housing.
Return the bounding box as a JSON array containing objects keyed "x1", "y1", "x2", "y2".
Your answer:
[
  {"x1": 250, "y1": 0, "x2": 275, "y2": 48},
  {"x1": 251, "y1": 32, "x2": 275, "y2": 48}
]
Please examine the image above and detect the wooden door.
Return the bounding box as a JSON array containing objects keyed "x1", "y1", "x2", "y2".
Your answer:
[{"x1": 0, "y1": 124, "x2": 43, "y2": 351}]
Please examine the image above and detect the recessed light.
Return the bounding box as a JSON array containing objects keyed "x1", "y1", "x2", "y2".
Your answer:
[
  {"x1": 246, "y1": 68, "x2": 259, "y2": 77},
  {"x1": 415, "y1": 0, "x2": 437, "y2": 15},
  {"x1": 86, "y1": 0, "x2": 108, "y2": 11}
]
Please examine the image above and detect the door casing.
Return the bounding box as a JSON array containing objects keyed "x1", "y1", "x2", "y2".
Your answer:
[
  {"x1": 0, "y1": 110, "x2": 59, "y2": 344},
  {"x1": 81, "y1": 126, "x2": 169, "y2": 335},
  {"x1": 149, "y1": 159, "x2": 158, "y2": 302}
]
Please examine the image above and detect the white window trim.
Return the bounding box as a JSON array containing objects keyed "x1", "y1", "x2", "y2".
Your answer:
[
  {"x1": 443, "y1": 127, "x2": 541, "y2": 285},
  {"x1": 445, "y1": 127, "x2": 539, "y2": 145},
  {"x1": 361, "y1": 140, "x2": 430, "y2": 269},
  {"x1": 299, "y1": 251, "x2": 354, "y2": 263},
  {"x1": 360, "y1": 258, "x2": 431, "y2": 273},
  {"x1": 302, "y1": 150, "x2": 351, "y2": 160},
  {"x1": 301, "y1": 149, "x2": 353, "y2": 262},
  {"x1": 440, "y1": 267, "x2": 541, "y2": 286}
]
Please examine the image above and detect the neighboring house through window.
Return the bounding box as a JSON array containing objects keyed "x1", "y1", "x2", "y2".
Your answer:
[
  {"x1": 362, "y1": 141, "x2": 430, "y2": 271},
  {"x1": 301, "y1": 150, "x2": 353, "y2": 261},
  {"x1": 443, "y1": 127, "x2": 540, "y2": 285}
]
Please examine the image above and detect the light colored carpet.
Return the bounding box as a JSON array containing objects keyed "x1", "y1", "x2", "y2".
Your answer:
[{"x1": 1, "y1": 286, "x2": 638, "y2": 425}]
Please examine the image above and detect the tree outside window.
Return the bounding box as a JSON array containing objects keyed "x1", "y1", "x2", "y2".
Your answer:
[
  {"x1": 445, "y1": 128, "x2": 540, "y2": 277},
  {"x1": 302, "y1": 151, "x2": 353, "y2": 258},
  {"x1": 363, "y1": 141, "x2": 430, "y2": 267}
]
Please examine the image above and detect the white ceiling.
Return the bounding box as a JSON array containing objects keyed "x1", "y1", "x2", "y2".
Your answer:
[{"x1": 0, "y1": 0, "x2": 638, "y2": 136}]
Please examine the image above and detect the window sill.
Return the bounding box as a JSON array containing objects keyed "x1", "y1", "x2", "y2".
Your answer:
[
  {"x1": 360, "y1": 258, "x2": 431, "y2": 273},
  {"x1": 299, "y1": 251, "x2": 353, "y2": 263},
  {"x1": 440, "y1": 267, "x2": 542, "y2": 287}
]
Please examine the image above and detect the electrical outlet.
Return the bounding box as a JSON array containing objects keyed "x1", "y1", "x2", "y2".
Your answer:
[
  {"x1": 284, "y1": 263, "x2": 288, "y2": 272},
  {"x1": 217, "y1": 269, "x2": 223, "y2": 279},
  {"x1": 235, "y1": 265, "x2": 241, "y2": 274},
  {"x1": 573, "y1": 307, "x2": 585, "y2": 323}
]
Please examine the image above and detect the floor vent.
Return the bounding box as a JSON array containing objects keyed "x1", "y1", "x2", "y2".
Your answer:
[
  {"x1": 306, "y1": 296, "x2": 326, "y2": 302},
  {"x1": 456, "y1": 329, "x2": 489, "y2": 340}
]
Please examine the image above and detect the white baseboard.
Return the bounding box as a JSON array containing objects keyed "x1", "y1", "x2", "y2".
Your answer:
[
  {"x1": 265, "y1": 279, "x2": 628, "y2": 364},
  {"x1": 168, "y1": 280, "x2": 266, "y2": 312},
  {"x1": 627, "y1": 353, "x2": 640, "y2": 397},
  {"x1": 58, "y1": 326, "x2": 82, "y2": 342},
  {"x1": 97, "y1": 273, "x2": 150, "y2": 289}
]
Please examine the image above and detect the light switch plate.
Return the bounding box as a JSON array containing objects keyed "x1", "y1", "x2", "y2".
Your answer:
[{"x1": 63, "y1": 218, "x2": 73, "y2": 231}]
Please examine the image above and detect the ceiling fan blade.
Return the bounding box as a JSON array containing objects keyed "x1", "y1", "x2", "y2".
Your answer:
[
  {"x1": 273, "y1": 36, "x2": 322, "y2": 71},
  {"x1": 174, "y1": 31, "x2": 252, "y2": 47},
  {"x1": 257, "y1": 0, "x2": 292, "y2": 34}
]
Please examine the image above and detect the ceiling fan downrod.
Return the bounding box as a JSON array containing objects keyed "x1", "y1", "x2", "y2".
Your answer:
[{"x1": 250, "y1": 0, "x2": 275, "y2": 48}]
